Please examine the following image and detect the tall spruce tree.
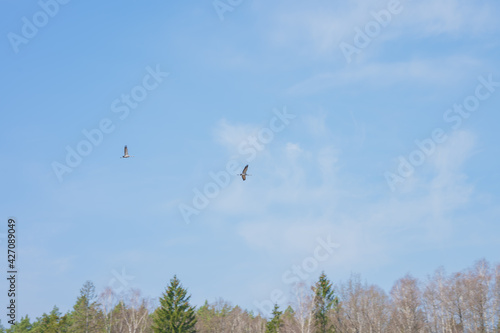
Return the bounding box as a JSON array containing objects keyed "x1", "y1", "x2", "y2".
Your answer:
[
  {"x1": 313, "y1": 272, "x2": 339, "y2": 333},
  {"x1": 265, "y1": 304, "x2": 283, "y2": 333},
  {"x1": 153, "y1": 275, "x2": 197, "y2": 333}
]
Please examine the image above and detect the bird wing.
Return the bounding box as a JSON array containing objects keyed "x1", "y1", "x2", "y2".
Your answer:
[
  {"x1": 242, "y1": 165, "x2": 248, "y2": 174},
  {"x1": 124, "y1": 145, "x2": 128, "y2": 155},
  {"x1": 242, "y1": 174, "x2": 246, "y2": 181}
]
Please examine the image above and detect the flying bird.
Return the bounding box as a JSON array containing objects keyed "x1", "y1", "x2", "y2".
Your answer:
[
  {"x1": 238, "y1": 165, "x2": 251, "y2": 181},
  {"x1": 121, "y1": 145, "x2": 134, "y2": 158}
]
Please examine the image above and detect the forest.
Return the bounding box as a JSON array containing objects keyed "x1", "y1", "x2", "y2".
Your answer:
[{"x1": 1, "y1": 258, "x2": 499, "y2": 333}]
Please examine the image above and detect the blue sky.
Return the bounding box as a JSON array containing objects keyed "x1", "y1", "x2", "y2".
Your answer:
[{"x1": 1, "y1": 0, "x2": 500, "y2": 322}]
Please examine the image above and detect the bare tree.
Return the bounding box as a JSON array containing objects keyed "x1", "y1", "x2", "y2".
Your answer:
[
  {"x1": 333, "y1": 274, "x2": 390, "y2": 333},
  {"x1": 226, "y1": 306, "x2": 252, "y2": 333},
  {"x1": 119, "y1": 289, "x2": 153, "y2": 333},
  {"x1": 99, "y1": 287, "x2": 119, "y2": 333},
  {"x1": 460, "y1": 259, "x2": 496, "y2": 333},
  {"x1": 290, "y1": 282, "x2": 315, "y2": 333},
  {"x1": 446, "y1": 271, "x2": 469, "y2": 332},
  {"x1": 195, "y1": 298, "x2": 267, "y2": 333},
  {"x1": 335, "y1": 274, "x2": 366, "y2": 332},
  {"x1": 422, "y1": 267, "x2": 466, "y2": 333},
  {"x1": 494, "y1": 263, "x2": 500, "y2": 331},
  {"x1": 389, "y1": 274, "x2": 424, "y2": 333},
  {"x1": 90, "y1": 259, "x2": 500, "y2": 333},
  {"x1": 363, "y1": 284, "x2": 391, "y2": 333}
]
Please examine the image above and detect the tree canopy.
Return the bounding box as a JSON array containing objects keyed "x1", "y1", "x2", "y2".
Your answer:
[{"x1": 153, "y1": 275, "x2": 197, "y2": 333}]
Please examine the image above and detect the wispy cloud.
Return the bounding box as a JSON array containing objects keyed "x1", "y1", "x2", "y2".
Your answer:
[
  {"x1": 208, "y1": 115, "x2": 479, "y2": 272},
  {"x1": 262, "y1": 0, "x2": 499, "y2": 58},
  {"x1": 213, "y1": 119, "x2": 260, "y2": 152},
  {"x1": 287, "y1": 56, "x2": 482, "y2": 95}
]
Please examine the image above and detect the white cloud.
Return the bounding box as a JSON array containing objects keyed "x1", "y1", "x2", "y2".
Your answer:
[
  {"x1": 303, "y1": 111, "x2": 329, "y2": 138},
  {"x1": 373, "y1": 130, "x2": 476, "y2": 240},
  {"x1": 425, "y1": 130, "x2": 476, "y2": 236},
  {"x1": 213, "y1": 118, "x2": 260, "y2": 153},
  {"x1": 285, "y1": 142, "x2": 302, "y2": 159},
  {"x1": 430, "y1": 130, "x2": 476, "y2": 175},
  {"x1": 210, "y1": 121, "x2": 479, "y2": 274}
]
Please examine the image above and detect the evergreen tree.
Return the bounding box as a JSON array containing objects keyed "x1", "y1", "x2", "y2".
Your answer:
[
  {"x1": 265, "y1": 304, "x2": 283, "y2": 333},
  {"x1": 109, "y1": 300, "x2": 126, "y2": 333},
  {"x1": 57, "y1": 312, "x2": 72, "y2": 333},
  {"x1": 195, "y1": 300, "x2": 213, "y2": 332},
  {"x1": 247, "y1": 310, "x2": 255, "y2": 319},
  {"x1": 31, "y1": 306, "x2": 61, "y2": 333},
  {"x1": 283, "y1": 305, "x2": 294, "y2": 317},
  {"x1": 5, "y1": 315, "x2": 32, "y2": 333},
  {"x1": 70, "y1": 281, "x2": 105, "y2": 332},
  {"x1": 281, "y1": 305, "x2": 296, "y2": 331},
  {"x1": 313, "y1": 272, "x2": 339, "y2": 333},
  {"x1": 153, "y1": 275, "x2": 197, "y2": 333}
]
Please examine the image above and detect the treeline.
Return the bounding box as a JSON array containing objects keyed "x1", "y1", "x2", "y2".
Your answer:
[{"x1": 1, "y1": 258, "x2": 499, "y2": 332}]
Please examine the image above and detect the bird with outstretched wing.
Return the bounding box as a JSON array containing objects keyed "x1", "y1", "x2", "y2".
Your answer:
[
  {"x1": 238, "y1": 165, "x2": 251, "y2": 181},
  {"x1": 121, "y1": 145, "x2": 134, "y2": 158}
]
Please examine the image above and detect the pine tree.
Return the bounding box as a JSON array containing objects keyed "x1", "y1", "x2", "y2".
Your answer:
[
  {"x1": 313, "y1": 272, "x2": 339, "y2": 333},
  {"x1": 70, "y1": 281, "x2": 105, "y2": 332},
  {"x1": 153, "y1": 275, "x2": 197, "y2": 333},
  {"x1": 58, "y1": 312, "x2": 72, "y2": 333},
  {"x1": 265, "y1": 304, "x2": 283, "y2": 333},
  {"x1": 31, "y1": 306, "x2": 61, "y2": 333},
  {"x1": 5, "y1": 315, "x2": 32, "y2": 333}
]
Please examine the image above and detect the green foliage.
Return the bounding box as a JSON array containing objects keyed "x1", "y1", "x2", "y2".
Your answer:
[
  {"x1": 246, "y1": 310, "x2": 256, "y2": 319},
  {"x1": 70, "y1": 281, "x2": 105, "y2": 333},
  {"x1": 4, "y1": 307, "x2": 71, "y2": 333},
  {"x1": 57, "y1": 313, "x2": 72, "y2": 333},
  {"x1": 265, "y1": 304, "x2": 283, "y2": 333},
  {"x1": 282, "y1": 306, "x2": 295, "y2": 322},
  {"x1": 195, "y1": 301, "x2": 213, "y2": 331},
  {"x1": 5, "y1": 316, "x2": 32, "y2": 333},
  {"x1": 313, "y1": 272, "x2": 339, "y2": 333},
  {"x1": 108, "y1": 300, "x2": 125, "y2": 333},
  {"x1": 196, "y1": 299, "x2": 234, "y2": 332},
  {"x1": 153, "y1": 275, "x2": 197, "y2": 333},
  {"x1": 31, "y1": 306, "x2": 62, "y2": 333}
]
